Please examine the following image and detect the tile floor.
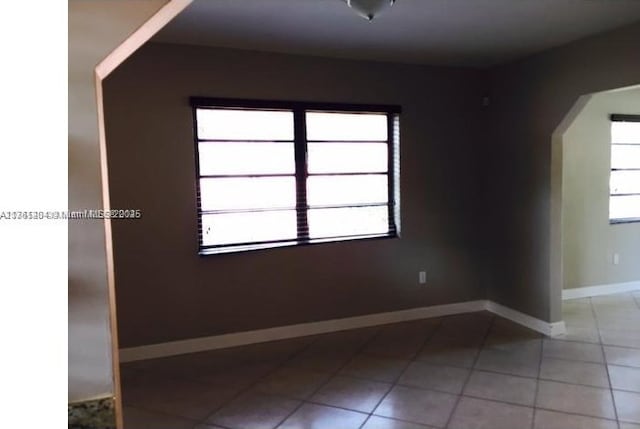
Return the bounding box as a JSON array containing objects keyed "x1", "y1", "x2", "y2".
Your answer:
[{"x1": 121, "y1": 291, "x2": 640, "y2": 428}]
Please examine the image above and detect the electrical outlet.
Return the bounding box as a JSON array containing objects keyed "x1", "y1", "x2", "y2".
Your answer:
[
  {"x1": 419, "y1": 271, "x2": 427, "y2": 284},
  {"x1": 613, "y1": 253, "x2": 620, "y2": 265}
]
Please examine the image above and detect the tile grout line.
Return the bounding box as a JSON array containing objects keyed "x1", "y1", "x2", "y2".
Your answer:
[
  {"x1": 399, "y1": 375, "x2": 608, "y2": 393},
  {"x1": 294, "y1": 383, "x2": 629, "y2": 425},
  {"x1": 357, "y1": 316, "x2": 446, "y2": 429},
  {"x1": 192, "y1": 334, "x2": 330, "y2": 428},
  {"x1": 119, "y1": 371, "x2": 240, "y2": 429},
  {"x1": 253, "y1": 376, "x2": 637, "y2": 422},
  {"x1": 546, "y1": 330, "x2": 640, "y2": 362},
  {"x1": 589, "y1": 297, "x2": 622, "y2": 428},
  {"x1": 241, "y1": 314, "x2": 636, "y2": 426},
  {"x1": 528, "y1": 406, "x2": 620, "y2": 425},
  {"x1": 122, "y1": 305, "x2": 640, "y2": 429},
  {"x1": 360, "y1": 414, "x2": 442, "y2": 429},
  {"x1": 128, "y1": 338, "x2": 318, "y2": 389},
  {"x1": 270, "y1": 325, "x2": 386, "y2": 429},
  {"x1": 531, "y1": 316, "x2": 546, "y2": 429},
  {"x1": 443, "y1": 314, "x2": 497, "y2": 429},
  {"x1": 321, "y1": 350, "x2": 640, "y2": 382},
  {"x1": 536, "y1": 375, "x2": 612, "y2": 390}
]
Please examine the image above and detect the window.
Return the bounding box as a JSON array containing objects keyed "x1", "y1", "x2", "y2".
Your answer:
[
  {"x1": 610, "y1": 114, "x2": 640, "y2": 223},
  {"x1": 192, "y1": 98, "x2": 401, "y2": 254}
]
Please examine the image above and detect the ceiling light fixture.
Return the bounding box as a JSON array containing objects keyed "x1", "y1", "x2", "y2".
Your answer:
[{"x1": 345, "y1": 0, "x2": 397, "y2": 21}]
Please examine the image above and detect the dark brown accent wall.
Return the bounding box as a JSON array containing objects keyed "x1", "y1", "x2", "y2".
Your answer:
[
  {"x1": 105, "y1": 21, "x2": 640, "y2": 348},
  {"x1": 104, "y1": 43, "x2": 489, "y2": 348}
]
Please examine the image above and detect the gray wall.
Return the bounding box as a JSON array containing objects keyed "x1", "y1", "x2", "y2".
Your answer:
[
  {"x1": 484, "y1": 23, "x2": 640, "y2": 322},
  {"x1": 104, "y1": 43, "x2": 489, "y2": 348},
  {"x1": 563, "y1": 87, "x2": 640, "y2": 290},
  {"x1": 104, "y1": 22, "x2": 640, "y2": 347}
]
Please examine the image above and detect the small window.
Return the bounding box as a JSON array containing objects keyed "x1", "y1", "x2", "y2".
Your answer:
[
  {"x1": 610, "y1": 114, "x2": 640, "y2": 223},
  {"x1": 192, "y1": 98, "x2": 401, "y2": 254}
]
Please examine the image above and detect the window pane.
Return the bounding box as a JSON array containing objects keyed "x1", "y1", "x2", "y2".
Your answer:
[
  {"x1": 610, "y1": 195, "x2": 640, "y2": 220},
  {"x1": 611, "y1": 144, "x2": 640, "y2": 169},
  {"x1": 610, "y1": 170, "x2": 640, "y2": 195},
  {"x1": 202, "y1": 210, "x2": 297, "y2": 246},
  {"x1": 198, "y1": 142, "x2": 295, "y2": 175},
  {"x1": 307, "y1": 175, "x2": 388, "y2": 207},
  {"x1": 200, "y1": 177, "x2": 295, "y2": 211},
  {"x1": 196, "y1": 108, "x2": 294, "y2": 140},
  {"x1": 612, "y1": 122, "x2": 640, "y2": 144},
  {"x1": 307, "y1": 143, "x2": 388, "y2": 174},
  {"x1": 306, "y1": 112, "x2": 387, "y2": 141},
  {"x1": 308, "y1": 206, "x2": 389, "y2": 238}
]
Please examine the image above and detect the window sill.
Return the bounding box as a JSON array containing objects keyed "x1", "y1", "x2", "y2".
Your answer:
[
  {"x1": 610, "y1": 218, "x2": 640, "y2": 225},
  {"x1": 199, "y1": 233, "x2": 398, "y2": 256}
]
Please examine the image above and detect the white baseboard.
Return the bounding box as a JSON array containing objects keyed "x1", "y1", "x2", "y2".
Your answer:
[
  {"x1": 485, "y1": 301, "x2": 567, "y2": 337},
  {"x1": 563, "y1": 280, "x2": 640, "y2": 300},
  {"x1": 120, "y1": 300, "x2": 565, "y2": 362}
]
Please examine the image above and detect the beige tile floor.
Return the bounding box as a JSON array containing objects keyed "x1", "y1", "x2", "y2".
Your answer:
[{"x1": 121, "y1": 291, "x2": 640, "y2": 428}]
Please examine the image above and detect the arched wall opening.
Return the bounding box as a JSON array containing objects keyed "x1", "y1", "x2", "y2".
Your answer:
[
  {"x1": 550, "y1": 84, "x2": 640, "y2": 322},
  {"x1": 69, "y1": 4, "x2": 640, "y2": 427}
]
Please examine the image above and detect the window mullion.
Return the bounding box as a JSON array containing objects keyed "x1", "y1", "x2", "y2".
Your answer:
[{"x1": 294, "y1": 109, "x2": 309, "y2": 241}]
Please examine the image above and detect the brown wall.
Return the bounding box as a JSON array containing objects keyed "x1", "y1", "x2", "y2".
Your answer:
[
  {"x1": 483, "y1": 23, "x2": 640, "y2": 322},
  {"x1": 104, "y1": 43, "x2": 488, "y2": 348}
]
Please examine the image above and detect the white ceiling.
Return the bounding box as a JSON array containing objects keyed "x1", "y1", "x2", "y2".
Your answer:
[{"x1": 153, "y1": 0, "x2": 640, "y2": 68}]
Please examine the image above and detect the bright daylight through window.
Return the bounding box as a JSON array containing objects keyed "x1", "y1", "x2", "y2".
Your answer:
[
  {"x1": 610, "y1": 115, "x2": 640, "y2": 223},
  {"x1": 192, "y1": 98, "x2": 400, "y2": 254}
]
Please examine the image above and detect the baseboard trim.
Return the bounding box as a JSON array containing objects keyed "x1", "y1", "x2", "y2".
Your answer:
[
  {"x1": 119, "y1": 300, "x2": 565, "y2": 362},
  {"x1": 119, "y1": 300, "x2": 486, "y2": 362},
  {"x1": 485, "y1": 301, "x2": 567, "y2": 337},
  {"x1": 563, "y1": 281, "x2": 640, "y2": 300}
]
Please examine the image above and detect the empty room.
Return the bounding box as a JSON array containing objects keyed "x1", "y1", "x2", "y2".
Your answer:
[{"x1": 68, "y1": 1, "x2": 640, "y2": 428}]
